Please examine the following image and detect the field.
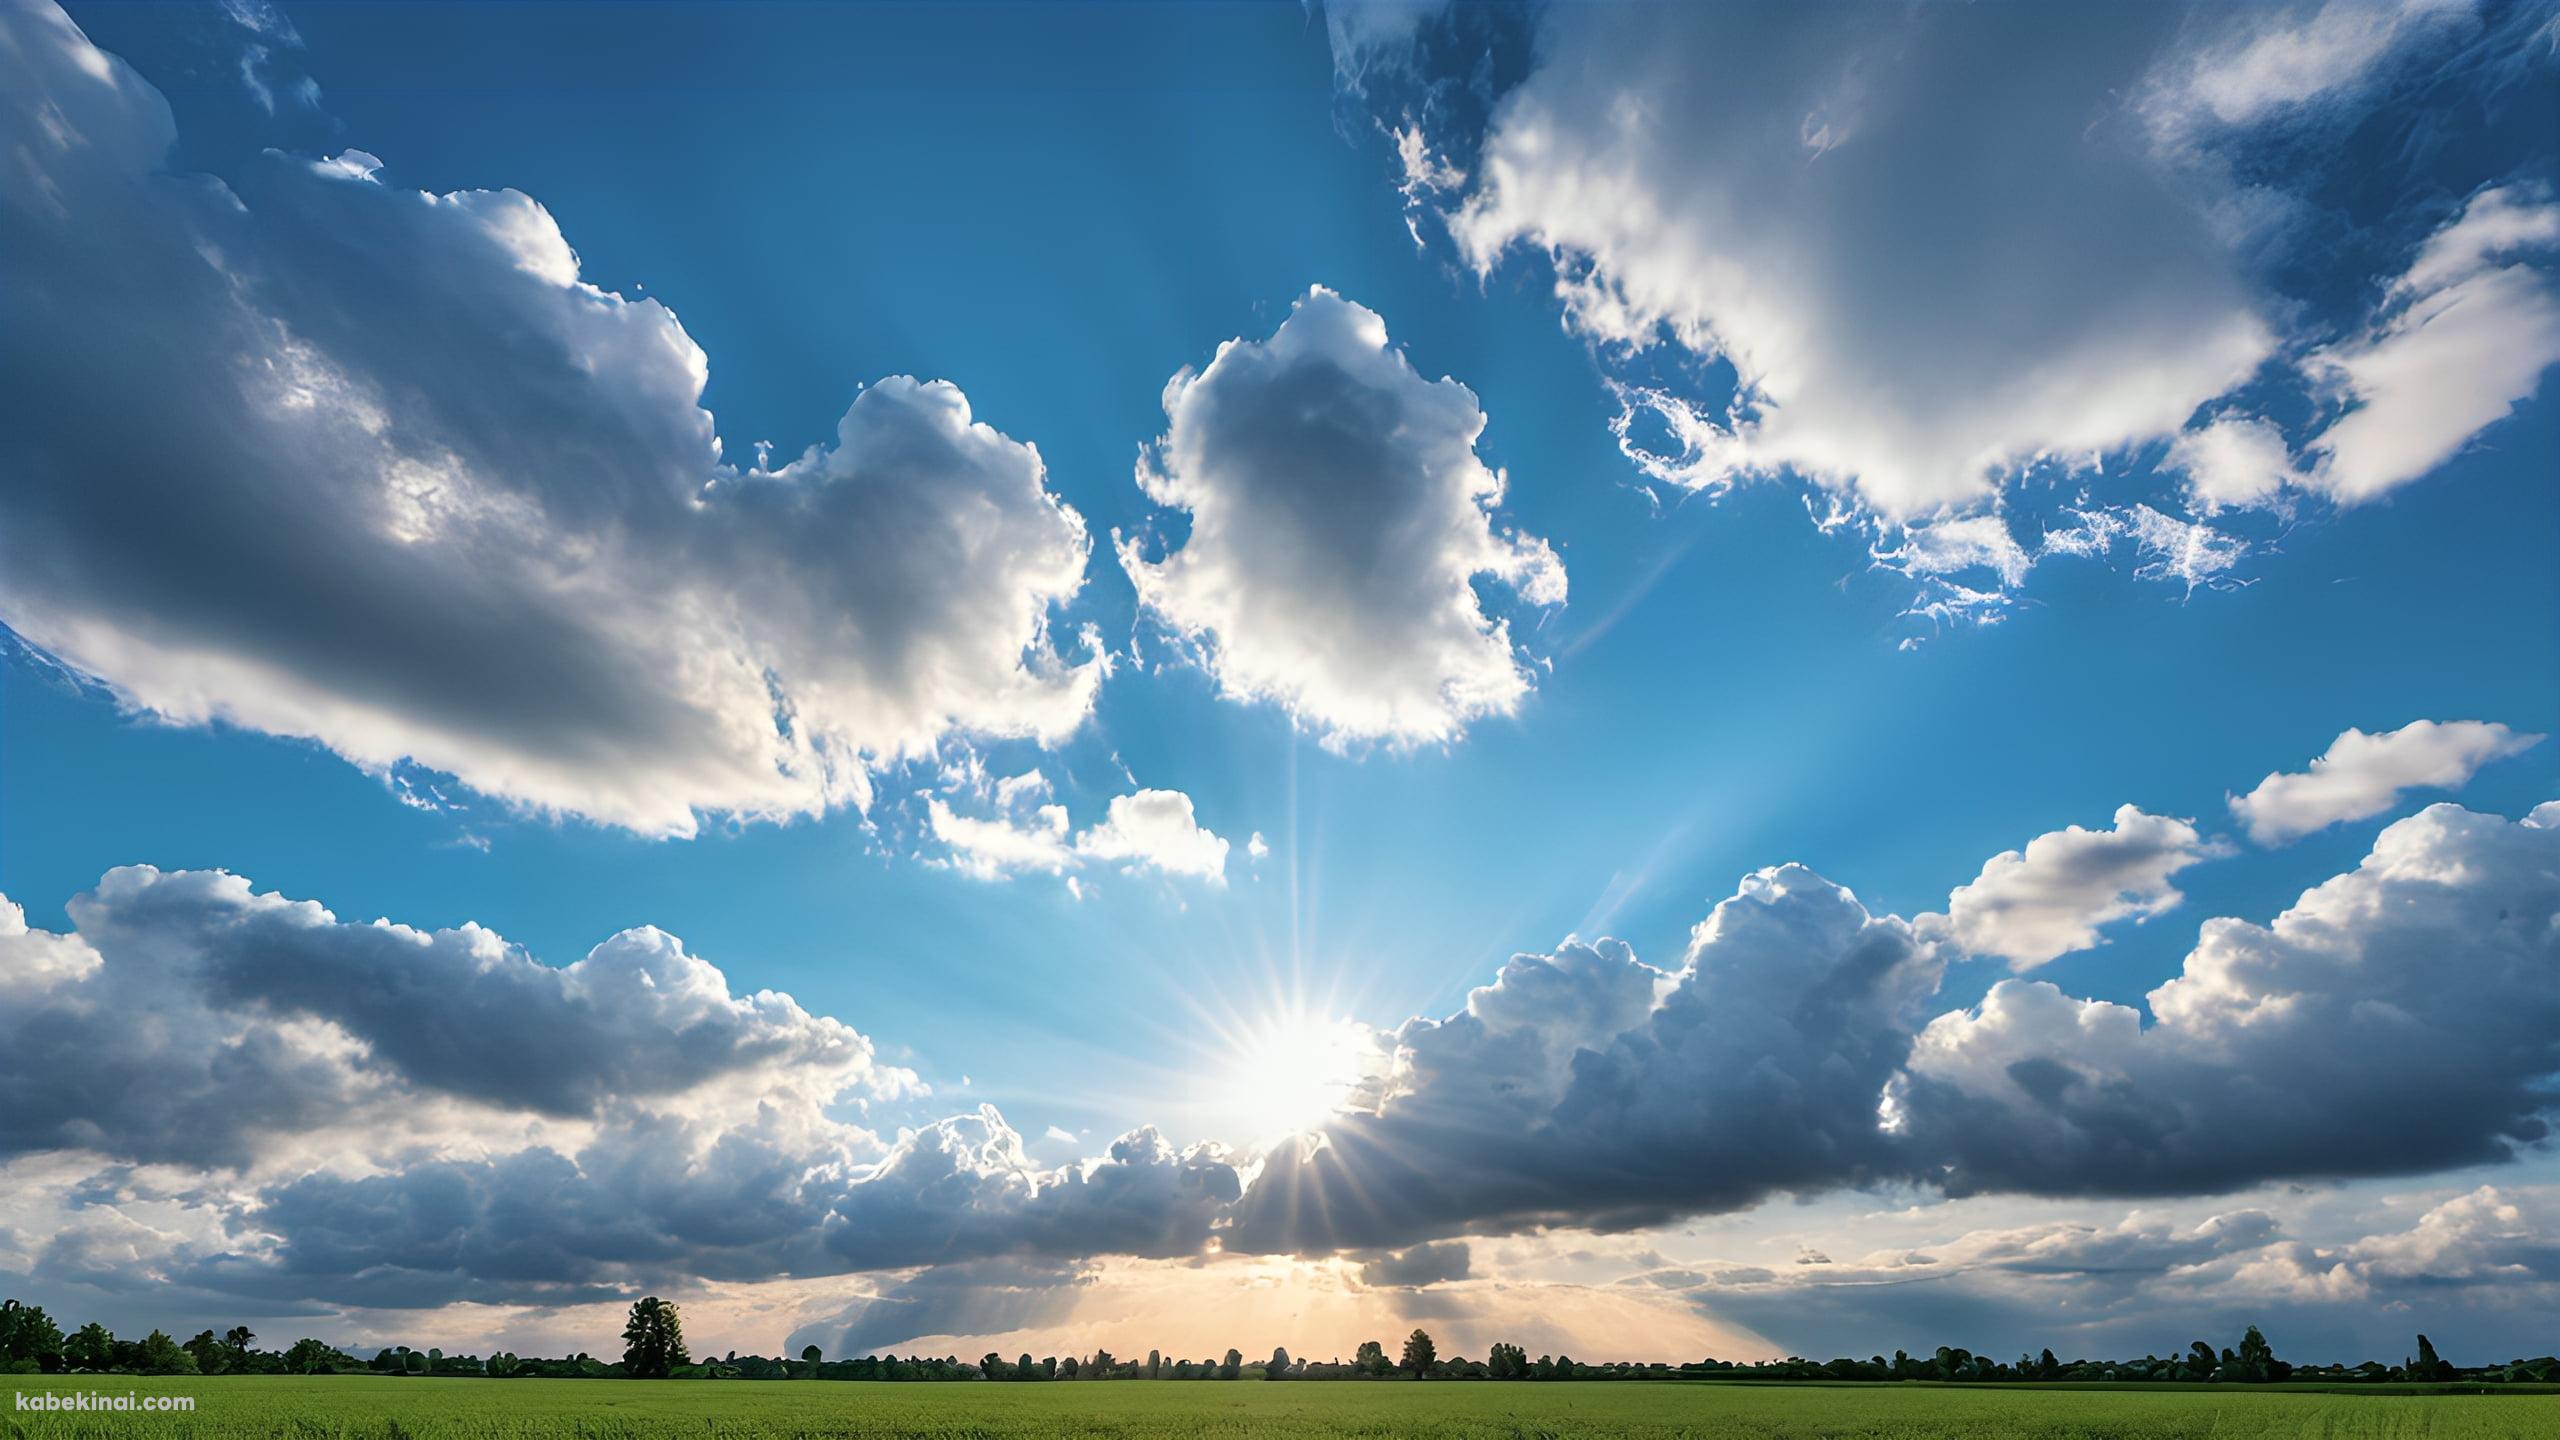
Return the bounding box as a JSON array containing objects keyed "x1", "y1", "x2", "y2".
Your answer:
[{"x1": 6, "y1": 1376, "x2": 2558, "y2": 1438}]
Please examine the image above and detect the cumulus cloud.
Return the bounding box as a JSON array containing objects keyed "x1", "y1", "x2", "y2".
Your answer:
[
  {"x1": 1074, "y1": 790, "x2": 1231, "y2": 881},
  {"x1": 2229, "y1": 719, "x2": 2542, "y2": 843},
  {"x1": 0, "y1": 864, "x2": 1240, "y2": 1308},
  {"x1": 0, "y1": 0, "x2": 1101, "y2": 838},
  {"x1": 1445, "y1": 4, "x2": 2273, "y2": 522},
  {"x1": 1120, "y1": 287, "x2": 1564, "y2": 747},
  {"x1": 1227, "y1": 870, "x2": 1943, "y2": 1253},
  {"x1": 1932, "y1": 807, "x2": 2226, "y2": 970},
  {"x1": 0, "y1": 865, "x2": 896, "y2": 1171},
  {"x1": 1351, "y1": 1, "x2": 2548, "y2": 627},
  {"x1": 929, "y1": 782, "x2": 1232, "y2": 882},
  {"x1": 2302, "y1": 185, "x2": 2560, "y2": 503},
  {"x1": 1897, "y1": 803, "x2": 2560, "y2": 1198},
  {"x1": 8, "y1": 798, "x2": 2560, "y2": 1308},
  {"x1": 1233, "y1": 799, "x2": 2560, "y2": 1256}
]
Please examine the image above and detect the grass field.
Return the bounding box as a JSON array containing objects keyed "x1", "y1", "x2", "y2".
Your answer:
[{"x1": 6, "y1": 1376, "x2": 2557, "y2": 1438}]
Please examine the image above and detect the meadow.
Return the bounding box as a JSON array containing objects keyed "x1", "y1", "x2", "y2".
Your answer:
[{"x1": 6, "y1": 1376, "x2": 2559, "y2": 1439}]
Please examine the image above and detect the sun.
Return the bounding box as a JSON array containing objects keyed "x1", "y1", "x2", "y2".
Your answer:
[{"x1": 1212, "y1": 1011, "x2": 1378, "y2": 1143}]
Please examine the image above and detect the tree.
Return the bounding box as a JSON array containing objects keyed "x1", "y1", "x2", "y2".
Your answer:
[
  {"x1": 1016, "y1": 1352, "x2": 1036, "y2": 1381},
  {"x1": 1488, "y1": 1343, "x2": 1527, "y2": 1380},
  {"x1": 1147, "y1": 1349, "x2": 1162, "y2": 1379},
  {"x1": 183, "y1": 1330, "x2": 225, "y2": 1375},
  {"x1": 138, "y1": 1330, "x2": 197, "y2": 1375},
  {"x1": 1402, "y1": 1329, "x2": 1438, "y2": 1378},
  {"x1": 1355, "y1": 1339, "x2": 1388, "y2": 1377},
  {"x1": 65, "y1": 1323, "x2": 114, "y2": 1371},
  {"x1": 404, "y1": 1350, "x2": 430, "y2": 1376},
  {"x1": 225, "y1": 1325, "x2": 256, "y2": 1364},
  {"x1": 2412, "y1": 1334, "x2": 2452, "y2": 1381},
  {"x1": 981, "y1": 1352, "x2": 1006, "y2": 1379},
  {"x1": 1, "y1": 1301, "x2": 65, "y2": 1373},
  {"x1": 1219, "y1": 1348, "x2": 1242, "y2": 1380},
  {"x1": 1267, "y1": 1346, "x2": 1291, "y2": 1379},
  {"x1": 620, "y1": 1297, "x2": 689, "y2": 1379},
  {"x1": 802, "y1": 1344, "x2": 823, "y2": 1379},
  {"x1": 283, "y1": 1339, "x2": 340, "y2": 1375}
]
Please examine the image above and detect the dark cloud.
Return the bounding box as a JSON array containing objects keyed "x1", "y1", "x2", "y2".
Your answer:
[
  {"x1": 790, "y1": 1260, "x2": 1091, "y2": 1357},
  {"x1": 0, "y1": 866, "x2": 891, "y2": 1169},
  {"x1": 1358, "y1": 1240, "x2": 1472, "y2": 1288},
  {"x1": 3, "y1": 807, "x2": 2553, "y2": 1310},
  {"x1": 1662, "y1": 1187, "x2": 2560, "y2": 1367},
  {"x1": 0, "y1": 0, "x2": 1098, "y2": 837}
]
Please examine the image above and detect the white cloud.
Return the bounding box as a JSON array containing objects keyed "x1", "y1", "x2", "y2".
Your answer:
[
  {"x1": 931, "y1": 782, "x2": 1232, "y2": 884},
  {"x1": 2143, "y1": 0, "x2": 2477, "y2": 135},
  {"x1": 2165, "y1": 414, "x2": 2305, "y2": 511},
  {"x1": 2229, "y1": 719, "x2": 2542, "y2": 843},
  {"x1": 1445, "y1": 4, "x2": 2275, "y2": 522},
  {"x1": 2303, "y1": 185, "x2": 2560, "y2": 503},
  {"x1": 1075, "y1": 789, "x2": 1231, "y2": 881},
  {"x1": 928, "y1": 795, "x2": 1076, "y2": 878},
  {"x1": 1935, "y1": 806, "x2": 2225, "y2": 971},
  {"x1": 1120, "y1": 286, "x2": 1564, "y2": 748},
  {"x1": 0, "y1": 2, "x2": 1101, "y2": 838}
]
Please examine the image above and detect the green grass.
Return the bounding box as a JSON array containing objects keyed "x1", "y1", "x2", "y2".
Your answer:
[{"x1": 5, "y1": 1376, "x2": 2556, "y2": 1438}]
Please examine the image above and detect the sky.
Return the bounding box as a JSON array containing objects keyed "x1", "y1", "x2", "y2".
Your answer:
[{"x1": 1, "y1": 0, "x2": 2557, "y2": 1370}]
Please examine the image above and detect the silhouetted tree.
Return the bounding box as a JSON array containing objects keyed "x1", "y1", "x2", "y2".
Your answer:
[
  {"x1": 1267, "y1": 1346, "x2": 1291, "y2": 1379},
  {"x1": 801, "y1": 1344, "x2": 822, "y2": 1379},
  {"x1": 1355, "y1": 1339, "x2": 1388, "y2": 1377},
  {"x1": 981, "y1": 1352, "x2": 1005, "y2": 1379},
  {"x1": 183, "y1": 1330, "x2": 224, "y2": 1375},
  {"x1": 1487, "y1": 1342, "x2": 1527, "y2": 1380},
  {"x1": 1402, "y1": 1329, "x2": 1437, "y2": 1378},
  {"x1": 1219, "y1": 1348, "x2": 1241, "y2": 1380},
  {"x1": 620, "y1": 1297, "x2": 688, "y2": 1379},
  {"x1": 1147, "y1": 1348, "x2": 1161, "y2": 1379},
  {"x1": 2412, "y1": 1334, "x2": 2452, "y2": 1381}
]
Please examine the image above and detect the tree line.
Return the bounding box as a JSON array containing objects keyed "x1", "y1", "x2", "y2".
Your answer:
[{"x1": 6, "y1": 1296, "x2": 2553, "y2": 1387}]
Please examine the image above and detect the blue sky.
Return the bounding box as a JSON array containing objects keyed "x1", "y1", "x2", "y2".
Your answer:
[{"x1": 3, "y1": 0, "x2": 2558, "y2": 1366}]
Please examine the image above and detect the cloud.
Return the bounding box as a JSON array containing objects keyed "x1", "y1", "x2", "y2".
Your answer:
[
  {"x1": 1227, "y1": 871, "x2": 1943, "y2": 1253},
  {"x1": 0, "y1": 864, "x2": 897, "y2": 1171},
  {"x1": 2302, "y1": 185, "x2": 2560, "y2": 503},
  {"x1": 1932, "y1": 806, "x2": 2225, "y2": 971},
  {"x1": 2228, "y1": 719, "x2": 2542, "y2": 843},
  {"x1": 792, "y1": 1259, "x2": 1091, "y2": 1360},
  {"x1": 1897, "y1": 803, "x2": 2560, "y2": 1198},
  {"x1": 929, "y1": 783, "x2": 1232, "y2": 883},
  {"x1": 1235, "y1": 800, "x2": 2560, "y2": 1255},
  {"x1": 2165, "y1": 414, "x2": 2305, "y2": 512},
  {"x1": 2141, "y1": 0, "x2": 2479, "y2": 136},
  {"x1": 0, "y1": 862, "x2": 1240, "y2": 1308},
  {"x1": 1358, "y1": 1240, "x2": 1473, "y2": 1289},
  {"x1": 1444, "y1": 3, "x2": 2274, "y2": 522},
  {"x1": 1075, "y1": 790, "x2": 1231, "y2": 881},
  {"x1": 0, "y1": 0, "x2": 1101, "y2": 838},
  {"x1": 1120, "y1": 287, "x2": 1564, "y2": 748},
  {"x1": 1660, "y1": 1181, "x2": 2560, "y2": 1365}
]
